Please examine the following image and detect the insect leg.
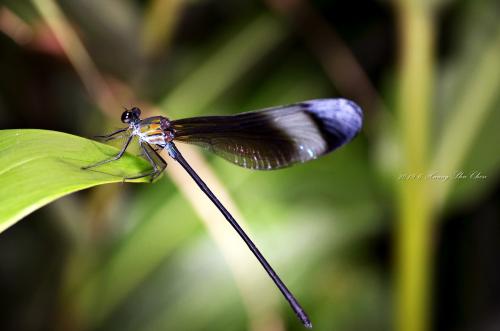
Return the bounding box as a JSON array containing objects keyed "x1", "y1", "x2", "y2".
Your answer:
[
  {"x1": 82, "y1": 134, "x2": 134, "y2": 170},
  {"x1": 125, "y1": 143, "x2": 167, "y2": 182},
  {"x1": 93, "y1": 128, "x2": 128, "y2": 141}
]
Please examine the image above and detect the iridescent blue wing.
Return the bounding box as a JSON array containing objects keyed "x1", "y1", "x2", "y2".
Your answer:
[{"x1": 171, "y1": 99, "x2": 363, "y2": 170}]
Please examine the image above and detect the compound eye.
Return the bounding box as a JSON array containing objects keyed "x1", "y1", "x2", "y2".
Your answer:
[
  {"x1": 131, "y1": 107, "x2": 141, "y2": 117},
  {"x1": 121, "y1": 110, "x2": 132, "y2": 123}
]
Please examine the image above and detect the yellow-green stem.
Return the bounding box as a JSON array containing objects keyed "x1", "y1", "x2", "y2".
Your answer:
[
  {"x1": 396, "y1": 2, "x2": 435, "y2": 331},
  {"x1": 142, "y1": 0, "x2": 184, "y2": 56}
]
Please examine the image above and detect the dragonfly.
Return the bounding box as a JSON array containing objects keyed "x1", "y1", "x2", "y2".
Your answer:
[{"x1": 83, "y1": 98, "x2": 363, "y2": 328}]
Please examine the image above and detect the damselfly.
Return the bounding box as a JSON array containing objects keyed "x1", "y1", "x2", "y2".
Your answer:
[{"x1": 83, "y1": 99, "x2": 363, "y2": 328}]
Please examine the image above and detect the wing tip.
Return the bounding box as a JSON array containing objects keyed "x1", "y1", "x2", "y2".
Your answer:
[{"x1": 301, "y1": 98, "x2": 364, "y2": 149}]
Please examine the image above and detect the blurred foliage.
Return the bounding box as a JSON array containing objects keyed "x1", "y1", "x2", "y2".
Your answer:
[{"x1": 0, "y1": 1, "x2": 499, "y2": 331}]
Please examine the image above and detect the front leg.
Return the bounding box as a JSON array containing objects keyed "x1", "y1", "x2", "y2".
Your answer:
[
  {"x1": 82, "y1": 135, "x2": 134, "y2": 170},
  {"x1": 93, "y1": 128, "x2": 128, "y2": 141}
]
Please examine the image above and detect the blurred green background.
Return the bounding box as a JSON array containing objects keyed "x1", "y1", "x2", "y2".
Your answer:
[{"x1": 0, "y1": 0, "x2": 499, "y2": 331}]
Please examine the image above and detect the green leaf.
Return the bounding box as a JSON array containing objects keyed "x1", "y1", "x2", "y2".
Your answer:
[{"x1": 0, "y1": 129, "x2": 153, "y2": 233}]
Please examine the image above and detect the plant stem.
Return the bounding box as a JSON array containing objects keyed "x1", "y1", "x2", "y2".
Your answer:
[{"x1": 395, "y1": 2, "x2": 435, "y2": 331}]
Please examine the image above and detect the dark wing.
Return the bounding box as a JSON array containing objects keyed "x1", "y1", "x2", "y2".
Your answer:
[{"x1": 171, "y1": 98, "x2": 363, "y2": 170}]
